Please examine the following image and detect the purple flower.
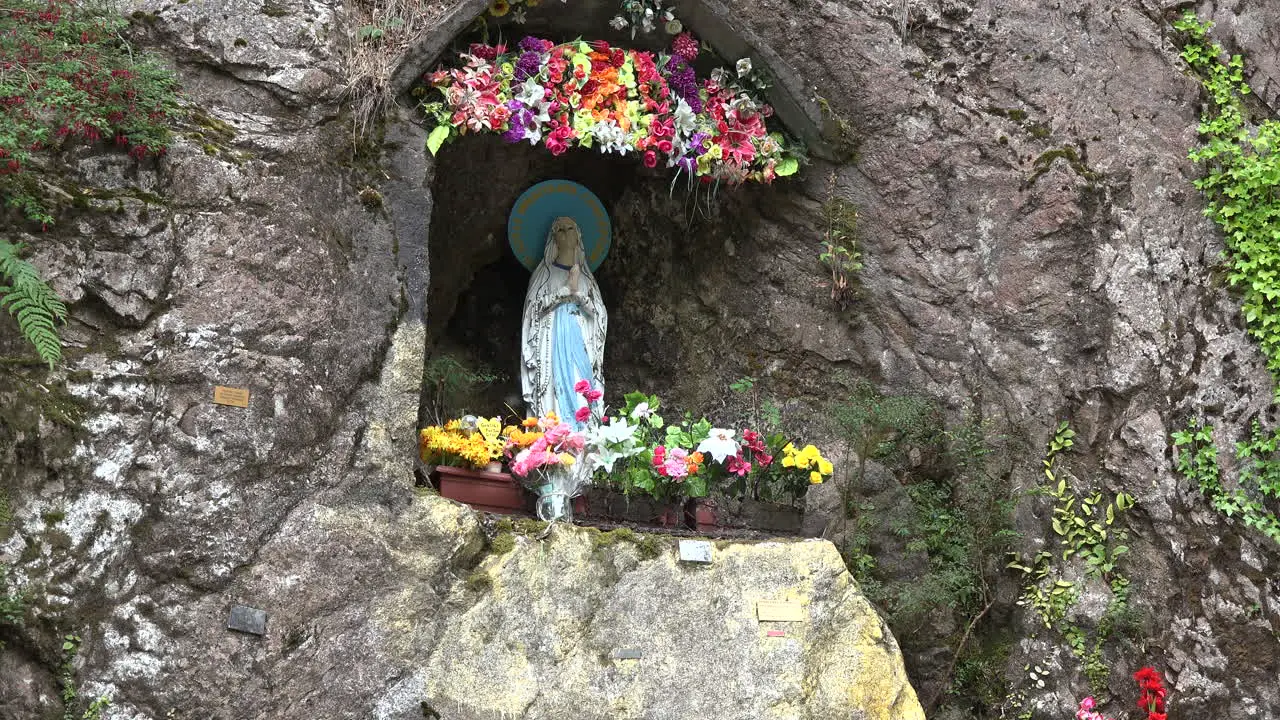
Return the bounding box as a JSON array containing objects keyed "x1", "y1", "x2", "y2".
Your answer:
[
  {"x1": 515, "y1": 51, "x2": 542, "y2": 81},
  {"x1": 663, "y1": 56, "x2": 702, "y2": 114},
  {"x1": 502, "y1": 100, "x2": 531, "y2": 143},
  {"x1": 518, "y1": 36, "x2": 546, "y2": 52}
]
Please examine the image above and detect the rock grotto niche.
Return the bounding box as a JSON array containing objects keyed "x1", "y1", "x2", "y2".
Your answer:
[{"x1": 417, "y1": 1, "x2": 829, "y2": 424}]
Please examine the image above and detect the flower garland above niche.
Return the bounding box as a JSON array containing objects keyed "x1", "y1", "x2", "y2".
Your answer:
[
  {"x1": 418, "y1": 32, "x2": 806, "y2": 185},
  {"x1": 486, "y1": 0, "x2": 682, "y2": 37}
]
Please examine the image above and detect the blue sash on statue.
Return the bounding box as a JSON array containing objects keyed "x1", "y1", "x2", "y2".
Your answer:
[{"x1": 553, "y1": 303, "x2": 594, "y2": 428}]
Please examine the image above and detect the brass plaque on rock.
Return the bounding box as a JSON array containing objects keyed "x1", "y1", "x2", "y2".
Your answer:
[
  {"x1": 213, "y1": 386, "x2": 250, "y2": 408},
  {"x1": 756, "y1": 600, "x2": 806, "y2": 623}
]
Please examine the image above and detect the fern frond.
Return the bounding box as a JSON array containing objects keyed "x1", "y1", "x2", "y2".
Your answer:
[{"x1": 0, "y1": 240, "x2": 66, "y2": 369}]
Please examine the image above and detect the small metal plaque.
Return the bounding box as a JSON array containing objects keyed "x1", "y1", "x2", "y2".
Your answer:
[
  {"x1": 213, "y1": 386, "x2": 250, "y2": 408},
  {"x1": 756, "y1": 600, "x2": 806, "y2": 623},
  {"x1": 227, "y1": 605, "x2": 268, "y2": 635},
  {"x1": 612, "y1": 648, "x2": 643, "y2": 660},
  {"x1": 678, "y1": 540, "x2": 712, "y2": 564}
]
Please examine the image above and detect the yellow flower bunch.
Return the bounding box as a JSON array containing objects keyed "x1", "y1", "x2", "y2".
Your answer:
[
  {"x1": 780, "y1": 443, "x2": 834, "y2": 484},
  {"x1": 420, "y1": 421, "x2": 502, "y2": 469}
]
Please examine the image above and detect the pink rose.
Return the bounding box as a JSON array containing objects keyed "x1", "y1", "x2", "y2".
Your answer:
[{"x1": 643, "y1": 151, "x2": 657, "y2": 168}]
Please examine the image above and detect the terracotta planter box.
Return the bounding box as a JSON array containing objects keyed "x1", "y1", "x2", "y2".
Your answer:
[
  {"x1": 688, "y1": 499, "x2": 719, "y2": 532},
  {"x1": 433, "y1": 466, "x2": 527, "y2": 515},
  {"x1": 432, "y1": 466, "x2": 589, "y2": 517},
  {"x1": 686, "y1": 498, "x2": 804, "y2": 534}
]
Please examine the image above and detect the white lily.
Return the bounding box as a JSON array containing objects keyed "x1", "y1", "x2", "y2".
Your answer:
[
  {"x1": 696, "y1": 428, "x2": 738, "y2": 463},
  {"x1": 672, "y1": 98, "x2": 697, "y2": 136},
  {"x1": 596, "y1": 417, "x2": 638, "y2": 444},
  {"x1": 515, "y1": 77, "x2": 546, "y2": 107}
]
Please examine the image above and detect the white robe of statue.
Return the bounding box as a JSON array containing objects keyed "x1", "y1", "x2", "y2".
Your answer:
[{"x1": 520, "y1": 217, "x2": 607, "y2": 425}]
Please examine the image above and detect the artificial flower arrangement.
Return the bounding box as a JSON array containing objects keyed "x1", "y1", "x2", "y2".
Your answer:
[
  {"x1": 419, "y1": 32, "x2": 804, "y2": 185},
  {"x1": 1072, "y1": 665, "x2": 1169, "y2": 720},
  {"x1": 419, "y1": 417, "x2": 505, "y2": 470},
  {"x1": 485, "y1": 0, "x2": 681, "y2": 37},
  {"x1": 580, "y1": 389, "x2": 833, "y2": 506},
  {"x1": 501, "y1": 410, "x2": 588, "y2": 478}
]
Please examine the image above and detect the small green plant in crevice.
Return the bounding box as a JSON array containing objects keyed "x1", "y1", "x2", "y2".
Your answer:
[
  {"x1": 1039, "y1": 421, "x2": 1133, "y2": 576},
  {"x1": 59, "y1": 633, "x2": 111, "y2": 720},
  {"x1": 1007, "y1": 549, "x2": 1078, "y2": 629},
  {"x1": 831, "y1": 379, "x2": 937, "y2": 496},
  {"x1": 1173, "y1": 12, "x2": 1280, "y2": 384},
  {"x1": 817, "y1": 172, "x2": 862, "y2": 311},
  {"x1": 1172, "y1": 417, "x2": 1280, "y2": 544},
  {"x1": 838, "y1": 498, "x2": 882, "y2": 601},
  {"x1": 421, "y1": 353, "x2": 505, "y2": 427},
  {"x1": 0, "y1": 563, "x2": 25, "y2": 649},
  {"x1": 1008, "y1": 421, "x2": 1136, "y2": 704}
]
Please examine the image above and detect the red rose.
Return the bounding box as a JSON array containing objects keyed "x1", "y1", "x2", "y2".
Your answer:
[{"x1": 643, "y1": 150, "x2": 657, "y2": 168}]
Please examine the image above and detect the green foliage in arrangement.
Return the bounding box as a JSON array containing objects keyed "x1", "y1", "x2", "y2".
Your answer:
[
  {"x1": 1172, "y1": 417, "x2": 1280, "y2": 544},
  {"x1": 0, "y1": 240, "x2": 67, "y2": 368},
  {"x1": 1174, "y1": 13, "x2": 1280, "y2": 383}
]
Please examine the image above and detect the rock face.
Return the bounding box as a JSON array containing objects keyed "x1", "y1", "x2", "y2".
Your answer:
[
  {"x1": 2, "y1": 0, "x2": 1280, "y2": 719},
  {"x1": 419, "y1": 525, "x2": 921, "y2": 720}
]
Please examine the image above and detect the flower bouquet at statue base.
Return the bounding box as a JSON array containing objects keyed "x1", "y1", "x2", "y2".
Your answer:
[
  {"x1": 419, "y1": 416, "x2": 505, "y2": 471},
  {"x1": 504, "y1": 412, "x2": 590, "y2": 522}
]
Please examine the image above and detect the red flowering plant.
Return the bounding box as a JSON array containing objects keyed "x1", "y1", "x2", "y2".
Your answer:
[
  {"x1": 419, "y1": 32, "x2": 804, "y2": 185},
  {"x1": 1070, "y1": 666, "x2": 1170, "y2": 720},
  {"x1": 1133, "y1": 666, "x2": 1168, "y2": 720},
  {"x1": 1, "y1": 0, "x2": 179, "y2": 227}
]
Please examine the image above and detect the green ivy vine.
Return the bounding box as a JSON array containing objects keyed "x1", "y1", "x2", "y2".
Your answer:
[
  {"x1": 1172, "y1": 418, "x2": 1280, "y2": 545},
  {"x1": 1174, "y1": 12, "x2": 1280, "y2": 382}
]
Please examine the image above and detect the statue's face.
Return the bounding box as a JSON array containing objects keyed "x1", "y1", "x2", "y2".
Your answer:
[{"x1": 552, "y1": 218, "x2": 579, "y2": 255}]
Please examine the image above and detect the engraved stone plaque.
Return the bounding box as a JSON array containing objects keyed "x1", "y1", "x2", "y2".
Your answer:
[
  {"x1": 678, "y1": 540, "x2": 712, "y2": 564},
  {"x1": 227, "y1": 605, "x2": 268, "y2": 635}
]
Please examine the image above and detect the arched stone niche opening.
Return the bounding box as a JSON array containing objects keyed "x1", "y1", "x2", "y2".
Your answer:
[
  {"x1": 409, "y1": 0, "x2": 842, "y2": 423},
  {"x1": 426, "y1": 133, "x2": 814, "y2": 421}
]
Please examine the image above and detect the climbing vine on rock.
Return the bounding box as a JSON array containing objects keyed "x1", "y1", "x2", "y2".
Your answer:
[
  {"x1": 1174, "y1": 12, "x2": 1280, "y2": 383},
  {"x1": 1172, "y1": 417, "x2": 1280, "y2": 545}
]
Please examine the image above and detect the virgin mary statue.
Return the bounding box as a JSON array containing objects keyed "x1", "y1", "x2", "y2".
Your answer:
[{"x1": 520, "y1": 216, "x2": 607, "y2": 424}]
